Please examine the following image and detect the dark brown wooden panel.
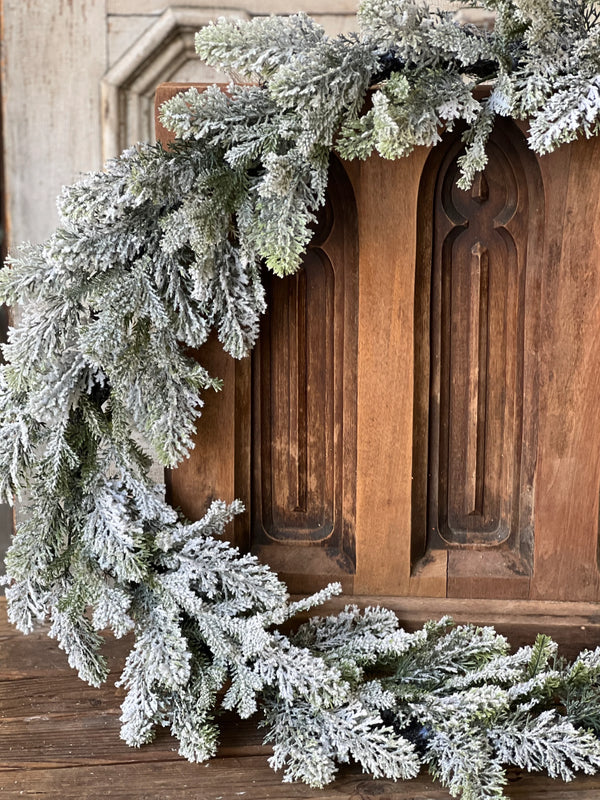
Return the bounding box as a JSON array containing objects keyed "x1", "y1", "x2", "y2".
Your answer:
[
  {"x1": 250, "y1": 157, "x2": 358, "y2": 588},
  {"x1": 437, "y1": 155, "x2": 518, "y2": 545},
  {"x1": 254, "y1": 250, "x2": 335, "y2": 543},
  {"x1": 158, "y1": 84, "x2": 600, "y2": 605},
  {"x1": 531, "y1": 133, "x2": 600, "y2": 601},
  {"x1": 413, "y1": 119, "x2": 544, "y2": 597}
]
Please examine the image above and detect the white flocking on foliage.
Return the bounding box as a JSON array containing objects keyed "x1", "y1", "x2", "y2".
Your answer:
[{"x1": 1, "y1": 2, "x2": 600, "y2": 798}]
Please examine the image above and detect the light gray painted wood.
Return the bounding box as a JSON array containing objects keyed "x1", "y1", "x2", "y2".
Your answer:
[
  {"x1": 3, "y1": 0, "x2": 107, "y2": 247},
  {"x1": 102, "y1": 7, "x2": 244, "y2": 159},
  {"x1": 101, "y1": 6, "x2": 360, "y2": 159},
  {"x1": 108, "y1": 14, "x2": 160, "y2": 67},
  {"x1": 109, "y1": 0, "x2": 358, "y2": 14},
  {"x1": 108, "y1": 0, "x2": 456, "y2": 13},
  {"x1": 1, "y1": 0, "x2": 108, "y2": 578}
]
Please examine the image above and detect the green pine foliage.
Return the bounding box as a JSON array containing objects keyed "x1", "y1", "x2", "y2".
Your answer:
[{"x1": 1, "y1": 2, "x2": 600, "y2": 798}]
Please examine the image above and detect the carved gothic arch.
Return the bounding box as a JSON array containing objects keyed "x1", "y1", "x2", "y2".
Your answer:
[{"x1": 412, "y1": 117, "x2": 545, "y2": 596}]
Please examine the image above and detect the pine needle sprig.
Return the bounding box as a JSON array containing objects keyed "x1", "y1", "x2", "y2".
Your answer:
[{"x1": 2, "y1": 3, "x2": 600, "y2": 798}]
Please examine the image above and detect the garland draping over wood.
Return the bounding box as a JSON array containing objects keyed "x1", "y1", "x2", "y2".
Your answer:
[{"x1": 2, "y1": 2, "x2": 600, "y2": 798}]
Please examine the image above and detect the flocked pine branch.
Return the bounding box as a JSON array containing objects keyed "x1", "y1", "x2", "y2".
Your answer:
[{"x1": 1, "y1": 3, "x2": 600, "y2": 799}]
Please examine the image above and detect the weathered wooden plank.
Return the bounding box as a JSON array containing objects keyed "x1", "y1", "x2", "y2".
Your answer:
[
  {"x1": 0, "y1": 715, "x2": 143, "y2": 770},
  {"x1": 0, "y1": 673, "x2": 123, "y2": 721},
  {"x1": 531, "y1": 134, "x2": 600, "y2": 602},
  {"x1": 0, "y1": 715, "x2": 268, "y2": 770},
  {"x1": 0, "y1": 626, "x2": 133, "y2": 680},
  {"x1": 0, "y1": 675, "x2": 270, "y2": 756},
  {"x1": 3, "y1": 0, "x2": 106, "y2": 247},
  {"x1": 0, "y1": 760, "x2": 446, "y2": 800},
  {"x1": 108, "y1": 14, "x2": 159, "y2": 68},
  {"x1": 4, "y1": 758, "x2": 600, "y2": 800},
  {"x1": 4, "y1": 599, "x2": 600, "y2": 795}
]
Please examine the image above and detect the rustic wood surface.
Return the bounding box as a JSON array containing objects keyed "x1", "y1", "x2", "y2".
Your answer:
[
  {"x1": 162, "y1": 80, "x2": 600, "y2": 607},
  {"x1": 531, "y1": 132, "x2": 600, "y2": 602},
  {"x1": 413, "y1": 119, "x2": 544, "y2": 601},
  {"x1": 5, "y1": 596, "x2": 600, "y2": 799},
  {"x1": 249, "y1": 157, "x2": 359, "y2": 594}
]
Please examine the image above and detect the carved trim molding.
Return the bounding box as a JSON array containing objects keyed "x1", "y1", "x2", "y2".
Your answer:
[{"x1": 101, "y1": 7, "x2": 249, "y2": 160}]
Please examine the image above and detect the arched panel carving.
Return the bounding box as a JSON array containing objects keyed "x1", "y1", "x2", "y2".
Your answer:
[
  {"x1": 257, "y1": 249, "x2": 336, "y2": 543},
  {"x1": 250, "y1": 157, "x2": 358, "y2": 585},
  {"x1": 413, "y1": 118, "x2": 544, "y2": 593}
]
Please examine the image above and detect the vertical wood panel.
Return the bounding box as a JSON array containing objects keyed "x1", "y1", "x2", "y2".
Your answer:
[
  {"x1": 3, "y1": 0, "x2": 106, "y2": 247},
  {"x1": 347, "y1": 151, "x2": 438, "y2": 596},
  {"x1": 255, "y1": 253, "x2": 335, "y2": 542},
  {"x1": 437, "y1": 136, "x2": 523, "y2": 545},
  {"x1": 250, "y1": 158, "x2": 358, "y2": 592},
  {"x1": 412, "y1": 120, "x2": 544, "y2": 599},
  {"x1": 165, "y1": 340, "x2": 249, "y2": 521},
  {"x1": 2, "y1": 0, "x2": 108, "y2": 580},
  {"x1": 532, "y1": 136, "x2": 600, "y2": 601}
]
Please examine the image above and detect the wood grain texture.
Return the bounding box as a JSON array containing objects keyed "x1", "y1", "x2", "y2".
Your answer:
[
  {"x1": 4, "y1": 599, "x2": 600, "y2": 798},
  {"x1": 160, "y1": 90, "x2": 358, "y2": 591},
  {"x1": 165, "y1": 336, "x2": 248, "y2": 521},
  {"x1": 6, "y1": 762, "x2": 600, "y2": 800},
  {"x1": 344, "y1": 152, "x2": 432, "y2": 597},
  {"x1": 250, "y1": 159, "x2": 358, "y2": 592},
  {"x1": 531, "y1": 134, "x2": 600, "y2": 601},
  {"x1": 3, "y1": 0, "x2": 106, "y2": 247},
  {"x1": 430, "y1": 127, "x2": 535, "y2": 550},
  {"x1": 412, "y1": 119, "x2": 543, "y2": 600},
  {"x1": 159, "y1": 83, "x2": 600, "y2": 605},
  {"x1": 158, "y1": 88, "x2": 435, "y2": 598}
]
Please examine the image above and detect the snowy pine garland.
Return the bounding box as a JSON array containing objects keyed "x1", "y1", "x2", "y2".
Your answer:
[{"x1": 2, "y1": 1, "x2": 600, "y2": 797}]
